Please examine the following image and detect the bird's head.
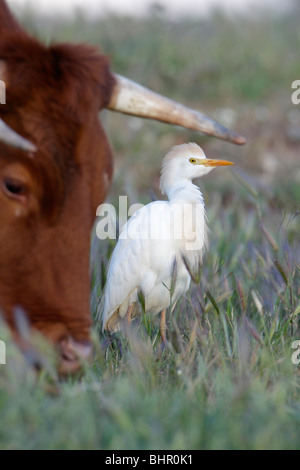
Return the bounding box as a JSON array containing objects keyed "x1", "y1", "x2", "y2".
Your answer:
[{"x1": 160, "y1": 142, "x2": 234, "y2": 196}]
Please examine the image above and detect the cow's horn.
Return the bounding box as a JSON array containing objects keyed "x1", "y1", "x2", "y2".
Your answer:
[
  {"x1": 108, "y1": 74, "x2": 246, "y2": 145},
  {"x1": 0, "y1": 119, "x2": 37, "y2": 152}
]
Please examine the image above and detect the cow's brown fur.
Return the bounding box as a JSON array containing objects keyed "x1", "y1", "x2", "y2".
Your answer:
[{"x1": 0, "y1": 1, "x2": 115, "y2": 356}]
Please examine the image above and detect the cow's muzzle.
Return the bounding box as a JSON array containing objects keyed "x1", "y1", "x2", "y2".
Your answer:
[{"x1": 58, "y1": 337, "x2": 93, "y2": 376}]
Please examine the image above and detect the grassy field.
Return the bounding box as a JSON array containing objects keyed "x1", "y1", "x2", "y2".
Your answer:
[{"x1": 0, "y1": 5, "x2": 299, "y2": 450}]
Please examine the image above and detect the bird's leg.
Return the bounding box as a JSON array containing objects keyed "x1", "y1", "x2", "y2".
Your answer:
[
  {"x1": 125, "y1": 304, "x2": 133, "y2": 325},
  {"x1": 160, "y1": 309, "x2": 167, "y2": 345}
]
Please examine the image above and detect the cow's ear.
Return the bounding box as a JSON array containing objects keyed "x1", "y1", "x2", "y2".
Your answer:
[
  {"x1": 48, "y1": 43, "x2": 115, "y2": 111},
  {"x1": 0, "y1": 1, "x2": 26, "y2": 34}
]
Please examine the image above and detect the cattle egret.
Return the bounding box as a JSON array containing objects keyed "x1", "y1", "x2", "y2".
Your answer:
[{"x1": 101, "y1": 143, "x2": 234, "y2": 342}]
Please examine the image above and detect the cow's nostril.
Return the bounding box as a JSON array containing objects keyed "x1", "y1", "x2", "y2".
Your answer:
[{"x1": 59, "y1": 337, "x2": 93, "y2": 375}]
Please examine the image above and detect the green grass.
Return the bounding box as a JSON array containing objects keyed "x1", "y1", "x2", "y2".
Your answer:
[
  {"x1": 0, "y1": 6, "x2": 300, "y2": 450},
  {"x1": 0, "y1": 175, "x2": 299, "y2": 450}
]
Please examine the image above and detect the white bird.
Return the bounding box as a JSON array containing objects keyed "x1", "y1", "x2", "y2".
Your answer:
[{"x1": 101, "y1": 143, "x2": 233, "y2": 342}]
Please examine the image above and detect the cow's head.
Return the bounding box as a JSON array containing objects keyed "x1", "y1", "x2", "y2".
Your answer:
[
  {"x1": 0, "y1": 0, "x2": 245, "y2": 374},
  {"x1": 0, "y1": 33, "x2": 117, "y2": 373}
]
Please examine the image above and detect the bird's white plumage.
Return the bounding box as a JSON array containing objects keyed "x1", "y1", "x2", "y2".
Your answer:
[{"x1": 101, "y1": 143, "x2": 231, "y2": 332}]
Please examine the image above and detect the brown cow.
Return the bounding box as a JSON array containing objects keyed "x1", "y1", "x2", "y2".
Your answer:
[{"x1": 0, "y1": 0, "x2": 245, "y2": 374}]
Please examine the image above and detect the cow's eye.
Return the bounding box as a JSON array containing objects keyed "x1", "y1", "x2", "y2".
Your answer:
[{"x1": 2, "y1": 177, "x2": 27, "y2": 198}]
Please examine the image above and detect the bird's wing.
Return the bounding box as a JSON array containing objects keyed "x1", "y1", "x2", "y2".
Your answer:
[{"x1": 102, "y1": 201, "x2": 172, "y2": 329}]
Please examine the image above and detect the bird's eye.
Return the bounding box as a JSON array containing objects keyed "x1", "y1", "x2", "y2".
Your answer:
[{"x1": 189, "y1": 158, "x2": 197, "y2": 164}]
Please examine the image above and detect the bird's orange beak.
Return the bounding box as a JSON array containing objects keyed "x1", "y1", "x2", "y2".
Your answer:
[{"x1": 199, "y1": 158, "x2": 234, "y2": 167}]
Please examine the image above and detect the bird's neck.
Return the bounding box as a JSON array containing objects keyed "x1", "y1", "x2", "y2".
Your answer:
[
  {"x1": 165, "y1": 179, "x2": 208, "y2": 264},
  {"x1": 165, "y1": 180, "x2": 204, "y2": 205}
]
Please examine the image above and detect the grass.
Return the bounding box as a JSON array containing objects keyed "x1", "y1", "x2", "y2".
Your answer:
[
  {"x1": 0, "y1": 174, "x2": 299, "y2": 450},
  {"x1": 0, "y1": 6, "x2": 300, "y2": 450}
]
